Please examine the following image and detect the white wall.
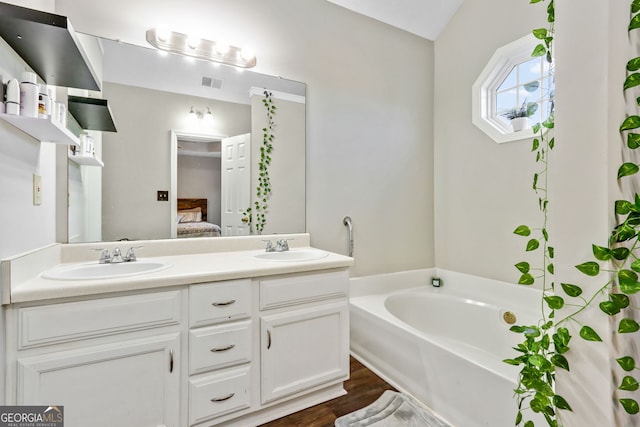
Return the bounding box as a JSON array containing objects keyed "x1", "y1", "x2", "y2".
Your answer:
[
  {"x1": 55, "y1": 0, "x2": 436, "y2": 276},
  {"x1": 434, "y1": 0, "x2": 545, "y2": 283}
]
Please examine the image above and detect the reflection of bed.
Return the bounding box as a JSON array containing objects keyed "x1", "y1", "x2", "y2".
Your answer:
[{"x1": 177, "y1": 198, "x2": 221, "y2": 238}]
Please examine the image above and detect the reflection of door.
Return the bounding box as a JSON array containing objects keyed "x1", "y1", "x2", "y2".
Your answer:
[{"x1": 221, "y1": 134, "x2": 250, "y2": 236}]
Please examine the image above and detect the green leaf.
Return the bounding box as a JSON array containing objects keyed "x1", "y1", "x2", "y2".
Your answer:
[
  {"x1": 629, "y1": 133, "x2": 640, "y2": 149},
  {"x1": 515, "y1": 411, "x2": 523, "y2": 425},
  {"x1": 515, "y1": 262, "x2": 530, "y2": 274},
  {"x1": 625, "y1": 73, "x2": 640, "y2": 90},
  {"x1": 634, "y1": 0, "x2": 640, "y2": 13},
  {"x1": 547, "y1": 263, "x2": 554, "y2": 274},
  {"x1": 528, "y1": 354, "x2": 551, "y2": 369},
  {"x1": 548, "y1": 246, "x2": 555, "y2": 258},
  {"x1": 553, "y1": 394, "x2": 572, "y2": 411},
  {"x1": 618, "y1": 162, "x2": 640, "y2": 179},
  {"x1": 542, "y1": 228, "x2": 549, "y2": 241},
  {"x1": 503, "y1": 358, "x2": 522, "y2": 366},
  {"x1": 561, "y1": 282, "x2": 583, "y2": 297},
  {"x1": 618, "y1": 356, "x2": 636, "y2": 371},
  {"x1": 612, "y1": 247, "x2": 631, "y2": 260},
  {"x1": 532, "y1": 43, "x2": 547, "y2": 57},
  {"x1": 621, "y1": 116, "x2": 640, "y2": 131},
  {"x1": 524, "y1": 326, "x2": 541, "y2": 338},
  {"x1": 532, "y1": 28, "x2": 548, "y2": 39},
  {"x1": 526, "y1": 239, "x2": 540, "y2": 251},
  {"x1": 551, "y1": 354, "x2": 570, "y2": 371},
  {"x1": 580, "y1": 326, "x2": 602, "y2": 342},
  {"x1": 544, "y1": 296, "x2": 564, "y2": 310},
  {"x1": 532, "y1": 138, "x2": 540, "y2": 151},
  {"x1": 619, "y1": 270, "x2": 640, "y2": 294},
  {"x1": 532, "y1": 123, "x2": 541, "y2": 133},
  {"x1": 513, "y1": 225, "x2": 531, "y2": 236},
  {"x1": 592, "y1": 244, "x2": 612, "y2": 261},
  {"x1": 533, "y1": 173, "x2": 539, "y2": 190},
  {"x1": 628, "y1": 57, "x2": 640, "y2": 71},
  {"x1": 599, "y1": 300, "x2": 621, "y2": 315},
  {"x1": 616, "y1": 199, "x2": 635, "y2": 214},
  {"x1": 620, "y1": 398, "x2": 640, "y2": 415},
  {"x1": 619, "y1": 318, "x2": 640, "y2": 333},
  {"x1": 575, "y1": 261, "x2": 600, "y2": 276},
  {"x1": 524, "y1": 421, "x2": 534, "y2": 427},
  {"x1": 631, "y1": 13, "x2": 640, "y2": 31},
  {"x1": 612, "y1": 293, "x2": 631, "y2": 309},
  {"x1": 620, "y1": 376, "x2": 640, "y2": 391},
  {"x1": 518, "y1": 273, "x2": 535, "y2": 285}
]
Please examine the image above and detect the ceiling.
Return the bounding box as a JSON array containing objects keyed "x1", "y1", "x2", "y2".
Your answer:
[{"x1": 326, "y1": 0, "x2": 463, "y2": 41}]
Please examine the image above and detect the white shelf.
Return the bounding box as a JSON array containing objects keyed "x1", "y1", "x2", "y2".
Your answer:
[
  {"x1": 0, "y1": 113, "x2": 80, "y2": 146},
  {"x1": 177, "y1": 149, "x2": 221, "y2": 158},
  {"x1": 68, "y1": 151, "x2": 104, "y2": 167}
]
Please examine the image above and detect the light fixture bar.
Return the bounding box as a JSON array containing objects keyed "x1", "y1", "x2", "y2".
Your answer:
[{"x1": 146, "y1": 28, "x2": 257, "y2": 68}]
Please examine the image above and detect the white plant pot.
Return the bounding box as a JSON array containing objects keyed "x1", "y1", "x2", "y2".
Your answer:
[{"x1": 510, "y1": 117, "x2": 529, "y2": 132}]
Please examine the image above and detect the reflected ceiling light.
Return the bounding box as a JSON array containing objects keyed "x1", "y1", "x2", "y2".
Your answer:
[
  {"x1": 146, "y1": 28, "x2": 257, "y2": 68},
  {"x1": 188, "y1": 106, "x2": 214, "y2": 123}
]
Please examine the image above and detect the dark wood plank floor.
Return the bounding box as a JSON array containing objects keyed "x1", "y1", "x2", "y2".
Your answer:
[{"x1": 260, "y1": 357, "x2": 396, "y2": 427}]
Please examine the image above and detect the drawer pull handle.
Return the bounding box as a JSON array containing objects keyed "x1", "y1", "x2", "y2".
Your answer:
[
  {"x1": 210, "y1": 344, "x2": 235, "y2": 352},
  {"x1": 212, "y1": 299, "x2": 236, "y2": 307},
  {"x1": 169, "y1": 349, "x2": 174, "y2": 373},
  {"x1": 211, "y1": 393, "x2": 235, "y2": 402},
  {"x1": 267, "y1": 330, "x2": 272, "y2": 350}
]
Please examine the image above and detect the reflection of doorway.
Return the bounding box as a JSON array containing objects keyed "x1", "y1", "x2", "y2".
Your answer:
[{"x1": 170, "y1": 130, "x2": 250, "y2": 237}]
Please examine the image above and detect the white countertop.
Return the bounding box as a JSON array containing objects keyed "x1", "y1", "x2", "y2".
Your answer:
[{"x1": 2, "y1": 234, "x2": 353, "y2": 304}]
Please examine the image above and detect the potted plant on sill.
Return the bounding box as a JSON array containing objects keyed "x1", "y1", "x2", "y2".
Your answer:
[{"x1": 501, "y1": 100, "x2": 538, "y2": 132}]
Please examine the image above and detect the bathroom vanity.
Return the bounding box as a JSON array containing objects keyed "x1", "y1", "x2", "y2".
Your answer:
[{"x1": 0, "y1": 234, "x2": 352, "y2": 427}]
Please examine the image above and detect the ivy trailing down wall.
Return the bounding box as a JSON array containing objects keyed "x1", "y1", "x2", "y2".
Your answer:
[
  {"x1": 506, "y1": 0, "x2": 640, "y2": 426},
  {"x1": 243, "y1": 90, "x2": 276, "y2": 234}
]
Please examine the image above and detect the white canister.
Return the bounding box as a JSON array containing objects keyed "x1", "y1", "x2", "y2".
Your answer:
[
  {"x1": 5, "y1": 79, "x2": 20, "y2": 115},
  {"x1": 38, "y1": 84, "x2": 50, "y2": 118},
  {"x1": 19, "y1": 72, "x2": 38, "y2": 117}
]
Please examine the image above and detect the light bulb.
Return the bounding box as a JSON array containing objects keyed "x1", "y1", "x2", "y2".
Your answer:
[
  {"x1": 204, "y1": 108, "x2": 214, "y2": 123},
  {"x1": 156, "y1": 28, "x2": 171, "y2": 42},
  {"x1": 240, "y1": 46, "x2": 255, "y2": 61},
  {"x1": 215, "y1": 41, "x2": 229, "y2": 55},
  {"x1": 186, "y1": 35, "x2": 200, "y2": 49}
]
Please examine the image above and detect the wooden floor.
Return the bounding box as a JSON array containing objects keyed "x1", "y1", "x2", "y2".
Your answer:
[{"x1": 259, "y1": 357, "x2": 396, "y2": 427}]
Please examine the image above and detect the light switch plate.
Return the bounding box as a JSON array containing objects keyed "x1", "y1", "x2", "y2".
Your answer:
[{"x1": 33, "y1": 174, "x2": 42, "y2": 206}]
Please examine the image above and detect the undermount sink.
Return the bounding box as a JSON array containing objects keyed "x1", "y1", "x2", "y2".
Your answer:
[
  {"x1": 253, "y1": 249, "x2": 329, "y2": 262},
  {"x1": 41, "y1": 260, "x2": 169, "y2": 281}
]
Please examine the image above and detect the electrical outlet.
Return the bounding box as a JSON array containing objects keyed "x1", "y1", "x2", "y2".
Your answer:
[
  {"x1": 33, "y1": 174, "x2": 42, "y2": 205},
  {"x1": 157, "y1": 190, "x2": 169, "y2": 201}
]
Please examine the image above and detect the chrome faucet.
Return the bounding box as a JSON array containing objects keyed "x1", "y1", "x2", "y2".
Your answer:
[
  {"x1": 94, "y1": 246, "x2": 141, "y2": 263},
  {"x1": 263, "y1": 239, "x2": 292, "y2": 252}
]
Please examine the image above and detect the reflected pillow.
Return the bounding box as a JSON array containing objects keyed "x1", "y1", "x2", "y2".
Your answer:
[{"x1": 178, "y1": 207, "x2": 202, "y2": 223}]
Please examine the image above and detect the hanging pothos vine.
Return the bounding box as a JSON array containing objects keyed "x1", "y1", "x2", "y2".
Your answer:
[
  {"x1": 242, "y1": 90, "x2": 276, "y2": 234},
  {"x1": 507, "y1": 0, "x2": 640, "y2": 425}
]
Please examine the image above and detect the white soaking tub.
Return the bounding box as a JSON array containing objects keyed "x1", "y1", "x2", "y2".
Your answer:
[{"x1": 349, "y1": 268, "x2": 543, "y2": 427}]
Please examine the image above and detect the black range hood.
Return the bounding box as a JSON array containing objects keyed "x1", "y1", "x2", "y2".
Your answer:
[
  {"x1": 0, "y1": 2, "x2": 100, "y2": 91},
  {"x1": 68, "y1": 96, "x2": 117, "y2": 132}
]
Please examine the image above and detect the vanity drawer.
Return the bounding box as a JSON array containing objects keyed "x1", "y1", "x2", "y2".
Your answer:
[
  {"x1": 189, "y1": 280, "x2": 251, "y2": 327},
  {"x1": 189, "y1": 366, "x2": 251, "y2": 426},
  {"x1": 18, "y1": 291, "x2": 181, "y2": 349},
  {"x1": 189, "y1": 321, "x2": 252, "y2": 375},
  {"x1": 260, "y1": 270, "x2": 348, "y2": 310}
]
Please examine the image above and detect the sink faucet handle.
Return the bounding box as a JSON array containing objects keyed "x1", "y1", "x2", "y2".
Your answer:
[
  {"x1": 124, "y1": 246, "x2": 143, "y2": 262},
  {"x1": 92, "y1": 248, "x2": 111, "y2": 264},
  {"x1": 262, "y1": 240, "x2": 275, "y2": 252}
]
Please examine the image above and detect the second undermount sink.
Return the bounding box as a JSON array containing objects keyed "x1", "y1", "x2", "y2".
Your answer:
[
  {"x1": 253, "y1": 249, "x2": 329, "y2": 262},
  {"x1": 41, "y1": 260, "x2": 169, "y2": 281}
]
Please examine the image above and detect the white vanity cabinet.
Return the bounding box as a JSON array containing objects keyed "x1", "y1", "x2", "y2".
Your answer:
[
  {"x1": 9, "y1": 290, "x2": 182, "y2": 427},
  {"x1": 3, "y1": 255, "x2": 351, "y2": 427},
  {"x1": 259, "y1": 270, "x2": 350, "y2": 405}
]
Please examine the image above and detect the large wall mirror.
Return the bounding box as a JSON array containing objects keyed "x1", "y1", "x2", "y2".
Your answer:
[{"x1": 68, "y1": 36, "x2": 306, "y2": 243}]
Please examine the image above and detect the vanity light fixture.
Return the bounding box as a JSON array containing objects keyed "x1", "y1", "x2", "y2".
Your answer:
[{"x1": 146, "y1": 28, "x2": 257, "y2": 68}]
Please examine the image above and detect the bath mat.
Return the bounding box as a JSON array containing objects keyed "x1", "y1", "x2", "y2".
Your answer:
[{"x1": 334, "y1": 390, "x2": 451, "y2": 427}]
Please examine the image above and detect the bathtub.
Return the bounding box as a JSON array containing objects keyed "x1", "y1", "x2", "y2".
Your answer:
[{"x1": 349, "y1": 268, "x2": 543, "y2": 427}]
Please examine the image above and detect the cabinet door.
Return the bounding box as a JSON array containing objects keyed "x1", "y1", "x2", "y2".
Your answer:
[
  {"x1": 261, "y1": 302, "x2": 349, "y2": 404},
  {"x1": 17, "y1": 333, "x2": 180, "y2": 427}
]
